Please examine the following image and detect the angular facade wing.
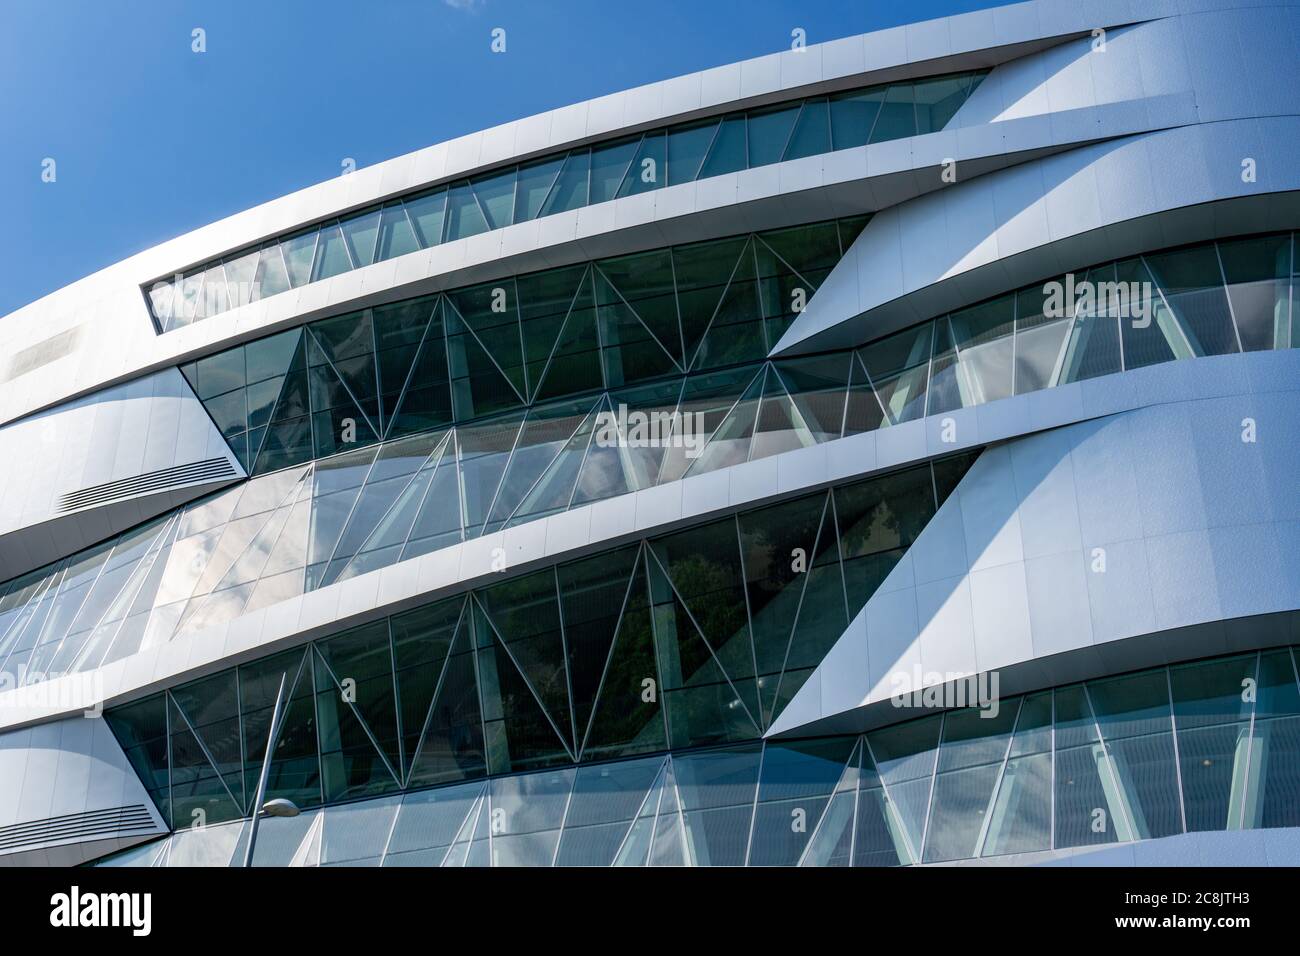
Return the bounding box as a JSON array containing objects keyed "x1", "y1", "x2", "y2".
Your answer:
[{"x1": 0, "y1": 0, "x2": 1298, "y2": 868}]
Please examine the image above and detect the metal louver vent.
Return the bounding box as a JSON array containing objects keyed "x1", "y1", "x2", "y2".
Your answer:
[
  {"x1": 0, "y1": 805, "x2": 158, "y2": 852},
  {"x1": 57, "y1": 457, "x2": 237, "y2": 512}
]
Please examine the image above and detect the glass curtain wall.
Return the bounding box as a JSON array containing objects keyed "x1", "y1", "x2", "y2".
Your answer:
[
  {"x1": 102, "y1": 455, "x2": 975, "y2": 828},
  {"x1": 100, "y1": 636, "x2": 1300, "y2": 866},
  {"x1": 147, "y1": 72, "x2": 986, "y2": 330}
]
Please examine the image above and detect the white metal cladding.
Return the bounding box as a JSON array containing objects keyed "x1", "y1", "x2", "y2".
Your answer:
[
  {"x1": 0, "y1": 368, "x2": 244, "y2": 581},
  {"x1": 775, "y1": 4, "x2": 1300, "y2": 354},
  {"x1": 0, "y1": 716, "x2": 167, "y2": 866},
  {"x1": 0, "y1": 0, "x2": 1265, "y2": 430},
  {"x1": 768, "y1": 354, "x2": 1300, "y2": 737}
]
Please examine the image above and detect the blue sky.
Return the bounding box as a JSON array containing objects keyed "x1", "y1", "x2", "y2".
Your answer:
[{"x1": 0, "y1": 0, "x2": 1010, "y2": 317}]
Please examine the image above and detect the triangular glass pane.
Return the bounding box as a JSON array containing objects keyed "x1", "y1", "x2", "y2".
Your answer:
[
  {"x1": 311, "y1": 223, "x2": 353, "y2": 282},
  {"x1": 533, "y1": 268, "x2": 604, "y2": 401},
  {"x1": 391, "y1": 597, "x2": 464, "y2": 780},
  {"x1": 612, "y1": 763, "x2": 665, "y2": 866},
  {"x1": 223, "y1": 251, "x2": 258, "y2": 306},
  {"x1": 594, "y1": 268, "x2": 679, "y2": 388},
  {"x1": 698, "y1": 115, "x2": 747, "y2": 178},
  {"x1": 579, "y1": 548, "x2": 668, "y2": 762},
  {"x1": 406, "y1": 609, "x2": 487, "y2": 788},
  {"x1": 373, "y1": 295, "x2": 440, "y2": 432},
  {"x1": 782, "y1": 98, "x2": 831, "y2": 161},
  {"x1": 404, "y1": 190, "x2": 447, "y2": 248},
  {"x1": 842, "y1": 352, "x2": 887, "y2": 436},
  {"x1": 691, "y1": 239, "x2": 767, "y2": 371},
  {"x1": 752, "y1": 736, "x2": 858, "y2": 866},
  {"x1": 375, "y1": 204, "x2": 420, "y2": 262},
  {"x1": 754, "y1": 227, "x2": 838, "y2": 346},
  {"x1": 556, "y1": 544, "x2": 642, "y2": 748},
  {"x1": 313, "y1": 644, "x2": 400, "y2": 803},
  {"x1": 514, "y1": 156, "x2": 564, "y2": 222},
  {"x1": 555, "y1": 756, "x2": 665, "y2": 866},
  {"x1": 770, "y1": 498, "x2": 848, "y2": 725},
  {"x1": 681, "y1": 365, "x2": 764, "y2": 477},
  {"x1": 340, "y1": 210, "x2": 381, "y2": 268},
  {"x1": 559, "y1": 546, "x2": 639, "y2": 754},
  {"x1": 518, "y1": 264, "x2": 588, "y2": 400},
  {"x1": 167, "y1": 696, "x2": 241, "y2": 830},
  {"x1": 456, "y1": 411, "x2": 524, "y2": 537},
  {"x1": 540, "y1": 150, "x2": 590, "y2": 216},
  {"x1": 400, "y1": 440, "x2": 464, "y2": 560},
  {"x1": 749, "y1": 362, "x2": 816, "y2": 461},
  {"x1": 617, "y1": 132, "x2": 665, "y2": 197},
  {"x1": 384, "y1": 298, "x2": 453, "y2": 438},
  {"x1": 446, "y1": 281, "x2": 527, "y2": 399},
  {"x1": 475, "y1": 573, "x2": 574, "y2": 752},
  {"x1": 335, "y1": 434, "x2": 449, "y2": 581},
  {"x1": 598, "y1": 250, "x2": 684, "y2": 365},
  {"x1": 672, "y1": 235, "x2": 748, "y2": 367},
  {"x1": 281, "y1": 232, "x2": 317, "y2": 288},
  {"x1": 867, "y1": 714, "x2": 942, "y2": 861},
  {"x1": 571, "y1": 379, "x2": 682, "y2": 507},
  {"x1": 306, "y1": 342, "x2": 381, "y2": 462},
  {"x1": 657, "y1": 364, "x2": 760, "y2": 484},
  {"x1": 856, "y1": 740, "x2": 913, "y2": 866},
  {"x1": 471, "y1": 169, "x2": 516, "y2": 230},
  {"x1": 240, "y1": 648, "x2": 322, "y2": 812},
  {"x1": 441, "y1": 792, "x2": 485, "y2": 867},
  {"x1": 446, "y1": 298, "x2": 524, "y2": 419},
  {"x1": 444, "y1": 181, "x2": 489, "y2": 242},
  {"x1": 859, "y1": 322, "x2": 932, "y2": 425},
  {"x1": 505, "y1": 400, "x2": 601, "y2": 528},
  {"x1": 484, "y1": 397, "x2": 596, "y2": 533},
  {"x1": 738, "y1": 492, "x2": 827, "y2": 725},
  {"x1": 646, "y1": 551, "x2": 758, "y2": 749},
  {"x1": 169, "y1": 670, "x2": 244, "y2": 810},
  {"x1": 747, "y1": 104, "x2": 800, "y2": 166},
  {"x1": 319, "y1": 435, "x2": 440, "y2": 586},
  {"x1": 472, "y1": 599, "x2": 573, "y2": 774},
  {"x1": 799, "y1": 775, "x2": 858, "y2": 866},
  {"x1": 774, "y1": 353, "x2": 852, "y2": 442},
  {"x1": 667, "y1": 120, "x2": 718, "y2": 185},
  {"x1": 589, "y1": 137, "x2": 639, "y2": 204},
  {"x1": 252, "y1": 246, "x2": 290, "y2": 302},
  {"x1": 649, "y1": 762, "x2": 687, "y2": 866},
  {"x1": 314, "y1": 619, "x2": 402, "y2": 781},
  {"x1": 253, "y1": 334, "x2": 315, "y2": 473}
]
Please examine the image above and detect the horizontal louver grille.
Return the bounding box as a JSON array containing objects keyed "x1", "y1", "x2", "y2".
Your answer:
[
  {"x1": 57, "y1": 457, "x2": 237, "y2": 512},
  {"x1": 0, "y1": 805, "x2": 158, "y2": 852}
]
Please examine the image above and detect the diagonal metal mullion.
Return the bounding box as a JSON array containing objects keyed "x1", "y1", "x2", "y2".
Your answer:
[
  {"x1": 575, "y1": 543, "x2": 647, "y2": 760},
  {"x1": 313, "y1": 646, "x2": 402, "y2": 788},
  {"x1": 501, "y1": 396, "x2": 602, "y2": 528},
  {"x1": 607, "y1": 757, "x2": 667, "y2": 866},
  {"x1": 333, "y1": 433, "x2": 447, "y2": 580},
  {"x1": 861, "y1": 732, "x2": 920, "y2": 864},
  {"x1": 679, "y1": 363, "x2": 766, "y2": 480},
  {"x1": 306, "y1": 326, "x2": 381, "y2": 440},
  {"x1": 474, "y1": 594, "x2": 577, "y2": 762},
  {"x1": 403, "y1": 599, "x2": 469, "y2": 788},
  {"x1": 594, "y1": 263, "x2": 684, "y2": 374},
  {"x1": 767, "y1": 491, "x2": 832, "y2": 720},
  {"x1": 526, "y1": 265, "x2": 591, "y2": 404},
  {"x1": 684, "y1": 235, "x2": 752, "y2": 372},
  {"x1": 644, "y1": 545, "x2": 761, "y2": 735},
  {"x1": 443, "y1": 297, "x2": 526, "y2": 405},
  {"x1": 166, "y1": 689, "x2": 244, "y2": 814},
  {"x1": 795, "y1": 737, "x2": 862, "y2": 866}
]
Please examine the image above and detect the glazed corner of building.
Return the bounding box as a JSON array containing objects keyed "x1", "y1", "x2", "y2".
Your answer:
[{"x1": 1, "y1": 0, "x2": 1300, "y2": 868}]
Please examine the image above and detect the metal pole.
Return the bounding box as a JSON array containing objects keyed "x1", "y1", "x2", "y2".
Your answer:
[{"x1": 242, "y1": 672, "x2": 288, "y2": 867}]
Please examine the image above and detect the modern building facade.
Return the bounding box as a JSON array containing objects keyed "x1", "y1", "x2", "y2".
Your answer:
[{"x1": 1, "y1": 0, "x2": 1299, "y2": 867}]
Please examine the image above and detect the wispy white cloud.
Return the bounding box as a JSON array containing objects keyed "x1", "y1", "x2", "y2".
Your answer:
[{"x1": 443, "y1": 0, "x2": 485, "y2": 9}]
